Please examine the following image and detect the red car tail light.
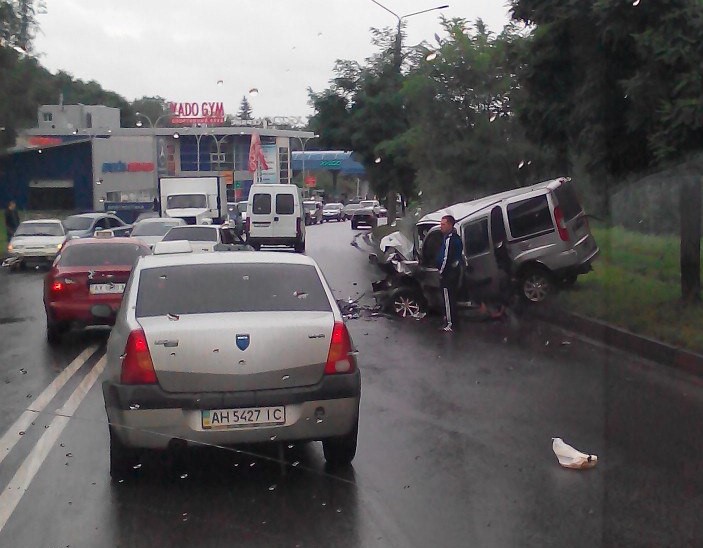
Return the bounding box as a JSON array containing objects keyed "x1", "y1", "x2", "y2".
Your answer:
[
  {"x1": 325, "y1": 322, "x2": 356, "y2": 375},
  {"x1": 121, "y1": 329, "x2": 157, "y2": 384},
  {"x1": 554, "y1": 206, "x2": 570, "y2": 242},
  {"x1": 51, "y1": 280, "x2": 65, "y2": 292}
]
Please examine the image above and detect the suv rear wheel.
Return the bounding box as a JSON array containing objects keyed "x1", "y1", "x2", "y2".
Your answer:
[
  {"x1": 520, "y1": 266, "x2": 555, "y2": 303},
  {"x1": 294, "y1": 239, "x2": 305, "y2": 253}
]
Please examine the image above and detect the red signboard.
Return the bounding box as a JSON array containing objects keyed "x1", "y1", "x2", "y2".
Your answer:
[
  {"x1": 28, "y1": 136, "x2": 63, "y2": 147},
  {"x1": 305, "y1": 176, "x2": 317, "y2": 188},
  {"x1": 168, "y1": 101, "x2": 225, "y2": 125}
]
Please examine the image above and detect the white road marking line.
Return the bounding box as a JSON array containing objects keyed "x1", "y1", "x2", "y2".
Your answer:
[
  {"x1": 0, "y1": 344, "x2": 100, "y2": 467},
  {"x1": 0, "y1": 355, "x2": 107, "y2": 533}
]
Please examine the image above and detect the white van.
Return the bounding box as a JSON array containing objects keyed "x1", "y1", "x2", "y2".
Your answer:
[{"x1": 245, "y1": 184, "x2": 306, "y2": 253}]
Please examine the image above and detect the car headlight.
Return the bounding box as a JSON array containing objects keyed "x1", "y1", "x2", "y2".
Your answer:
[
  {"x1": 7, "y1": 243, "x2": 13, "y2": 252},
  {"x1": 57, "y1": 243, "x2": 63, "y2": 250}
]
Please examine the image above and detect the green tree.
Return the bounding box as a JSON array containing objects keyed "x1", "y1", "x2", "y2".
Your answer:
[
  {"x1": 511, "y1": 0, "x2": 703, "y2": 302},
  {"x1": 237, "y1": 95, "x2": 253, "y2": 120},
  {"x1": 401, "y1": 18, "x2": 558, "y2": 208},
  {"x1": 127, "y1": 96, "x2": 170, "y2": 128},
  {"x1": 310, "y1": 27, "x2": 415, "y2": 222}
]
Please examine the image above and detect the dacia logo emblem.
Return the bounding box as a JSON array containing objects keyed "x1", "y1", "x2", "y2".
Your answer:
[{"x1": 236, "y1": 334, "x2": 250, "y2": 351}]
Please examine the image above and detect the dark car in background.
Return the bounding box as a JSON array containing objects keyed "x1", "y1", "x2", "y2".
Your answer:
[
  {"x1": 350, "y1": 204, "x2": 378, "y2": 229},
  {"x1": 62, "y1": 213, "x2": 132, "y2": 239}
]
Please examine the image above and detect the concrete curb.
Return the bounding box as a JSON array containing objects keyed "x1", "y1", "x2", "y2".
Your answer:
[{"x1": 531, "y1": 305, "x2": 703, "y2": 378}]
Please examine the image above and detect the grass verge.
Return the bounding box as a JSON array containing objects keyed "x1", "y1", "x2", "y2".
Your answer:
[{"x1": 556, "y1": 225, "x2": 703, "y2": 353}]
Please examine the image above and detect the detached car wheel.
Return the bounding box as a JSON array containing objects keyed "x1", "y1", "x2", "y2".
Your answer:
[
  {"x1": 322, "y1": 422, "x2": 358, "y2": 467},
  {"x1": 389, "y1": 288, "x2": 426, "y2": 318},
  {"x1": 520, "y1": 266, "x2": 555, "y2": 303}
]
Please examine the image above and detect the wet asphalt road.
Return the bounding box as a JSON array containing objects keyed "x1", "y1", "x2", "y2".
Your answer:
[{"x1": 1, "y1": 220, "x2": 702, "y2": 547}]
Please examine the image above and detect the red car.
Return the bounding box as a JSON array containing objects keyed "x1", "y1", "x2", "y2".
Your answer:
[{"x1": 43, "y1": 236, "x2": 151, "y2": 344}]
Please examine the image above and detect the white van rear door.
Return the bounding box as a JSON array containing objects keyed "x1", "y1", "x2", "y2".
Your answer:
[
  {"x1": 273, "y1": 191, "x2": 297, "y2": 239},
  {"x1": 250, "y1": 191, "x2": 275, "y2": 237}
]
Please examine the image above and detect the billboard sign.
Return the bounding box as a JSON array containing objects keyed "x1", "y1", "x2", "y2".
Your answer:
[{"x1": 168, "y1": 101, "x2": 225, "y2": 125}]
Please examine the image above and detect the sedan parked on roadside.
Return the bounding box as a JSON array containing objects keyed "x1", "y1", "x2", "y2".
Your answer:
[
  {"x1": 4, "y1": 219, "x2": 67, "y2": 269},
  {"x1": 43, "y1": 234, "x2": 151, "y2": 344},
  {"x1": 102, "y1": 249, "x2": 361, "y2": 477}
]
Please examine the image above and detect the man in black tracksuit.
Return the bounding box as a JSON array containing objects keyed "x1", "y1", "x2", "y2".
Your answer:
[{"x1": 436, "y1": 215, "x2": 463, "y2": 332}]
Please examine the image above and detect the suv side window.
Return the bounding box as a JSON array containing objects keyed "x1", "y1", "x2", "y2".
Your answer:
[
  {"x1": 463, "y1": 218, "x2": 489, "y2": 256},
  {"x1": 276, "y1": 194, "x2": 295, "y2": 214},
  {"x1": 421, "y1": 230, "x2": 443, "y2": 267},
  {"x1": 252, "y1": 193, "x2": 272, "y2": 215},
  {"x1": 507, "y1": 195, "x2": 553, "y2": 238}
]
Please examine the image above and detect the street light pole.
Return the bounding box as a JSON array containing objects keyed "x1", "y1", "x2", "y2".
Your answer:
[
  {"x1": 369, "y1": 0, "x2": 448, "y2": 221},
  {"x1": 293, "y1": 135, "x2": 319, "y2": 189}
]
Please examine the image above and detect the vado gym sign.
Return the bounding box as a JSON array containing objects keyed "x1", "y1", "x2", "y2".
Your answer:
[{"x1": 168, "y1": 101, "x2": 225, "y2": 125}]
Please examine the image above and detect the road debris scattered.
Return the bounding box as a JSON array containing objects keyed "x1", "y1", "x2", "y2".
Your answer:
[{"x1": 552, "y1": 437, "x2": 598, "y2": 469}]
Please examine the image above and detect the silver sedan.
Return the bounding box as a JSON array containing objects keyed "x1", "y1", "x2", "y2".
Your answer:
[{"x1": 102, "y1": 247, "x2": 361, "y2": 477}]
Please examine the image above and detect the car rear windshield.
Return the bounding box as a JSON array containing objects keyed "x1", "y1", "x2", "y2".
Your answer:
[
  {"x1": 15, "y1": 222, "x2": 64, "y2": 236},
  {"x1": 62, "y1": 216, "x2": 93, "y2": 231},
  {"x1": 58, "y1": 243, "x2": 149, "y2": 267},
  {"x1": 162, "y1": 227, "x2": 217, "y2": 242},
  {"x1": 135, "y1": 263, "x2": 332, "y2": 317},
  {"x1": 131, "y1": 221, "x2": 181, "y2": 237},
  {"x1": 553, "y1": 183, "x2": 583, "y2": 221},
  {"x1": 325, "y1": 203, "x2": 342, "y2": 209}
]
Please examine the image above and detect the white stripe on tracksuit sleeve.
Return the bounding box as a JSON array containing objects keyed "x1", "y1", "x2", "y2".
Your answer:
[{"x1": 440, "y1": 237, "x2": 450, "y2": 274}]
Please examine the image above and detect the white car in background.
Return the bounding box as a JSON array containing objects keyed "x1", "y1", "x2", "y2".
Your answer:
[
  {"x1": 102, "y1": 248, "x2": 361, "y2": 477},
  {"x1": 322, "y1": 203, "x2": 344, "y2": 222},
  {"x1": 129, "y1": 217, "x2": 186, "y2": 248},
  {"x1": 160, "y1": 224, "x2": 237, "y2": 253},
  {"x1": 4, "y1": 219, "x2": 67, "y2": 269}
]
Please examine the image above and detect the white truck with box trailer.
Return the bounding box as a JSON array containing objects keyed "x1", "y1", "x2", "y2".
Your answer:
[{"x1": 158, "y1": 176, "x2": 227, "y2": 225}]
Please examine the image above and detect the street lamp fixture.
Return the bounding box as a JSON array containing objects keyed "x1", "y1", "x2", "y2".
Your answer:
[{"x1": 135, "y1": 111, "x2": 172, "y2": 128}]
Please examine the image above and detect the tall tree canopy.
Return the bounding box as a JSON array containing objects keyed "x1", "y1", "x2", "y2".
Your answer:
[{"x1": 511, "y1": 0, "x2": 703, "y2": 301}]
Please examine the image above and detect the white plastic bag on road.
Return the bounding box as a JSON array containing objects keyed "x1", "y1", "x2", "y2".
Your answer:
[{"x1": 552, "y1": 437, "x2": 598, "y2": 469}]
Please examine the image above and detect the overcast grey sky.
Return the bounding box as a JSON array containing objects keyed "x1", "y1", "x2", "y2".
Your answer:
[{"x1": 33, "y1": 0, "x2": 512, "y2": 120}]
